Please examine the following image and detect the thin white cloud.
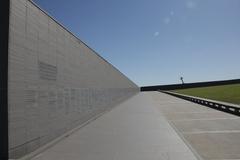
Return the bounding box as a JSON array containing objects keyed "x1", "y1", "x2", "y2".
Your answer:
[
  {"x1": 163, "y1": 17, "x2": 171, "y2": 24},
  {"x1": 186, "y1": 1, "x2": 197, "y2": 9},
  {"x1": 170, "y1": 11, "x2": 175, "y2": 16},
  {"x1": 154, "y1": 32, "x2": 159, "y2": 37}
]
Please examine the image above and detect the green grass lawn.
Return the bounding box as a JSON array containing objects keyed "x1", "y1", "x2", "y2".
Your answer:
[{"x1": 173, "y1": 84, "x2": 240, "y2": 105}]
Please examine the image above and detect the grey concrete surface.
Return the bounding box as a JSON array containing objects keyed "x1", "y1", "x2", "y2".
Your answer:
[
  {"x1": 30, "y1": 92, "x2": 198, "y2": 160},
  {"x1": 150, "y1": 92, "x2": 240, "y2": 160},
  {"x1": 8, "y1": 0, "x2": 138, "y2": 158}
]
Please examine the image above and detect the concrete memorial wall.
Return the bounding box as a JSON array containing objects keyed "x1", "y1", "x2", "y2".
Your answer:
[{"x1": 7, "y1": 0, "x2": 139, "y2": 158}]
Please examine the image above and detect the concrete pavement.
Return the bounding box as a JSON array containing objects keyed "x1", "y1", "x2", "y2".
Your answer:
[
  {"x1": 150, "y1": 92, "x2": 240, "y2": 160},
  {"x1": 31, "y1": 92, "x2": 198, "y2": 160},
  {"x1": 31, "y1": 92, "x2": 240, "y2": 160}
]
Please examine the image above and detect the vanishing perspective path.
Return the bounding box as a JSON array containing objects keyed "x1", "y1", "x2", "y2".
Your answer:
[{"x1": 31, "y1": 92, "x2": 240, "y2": 160}]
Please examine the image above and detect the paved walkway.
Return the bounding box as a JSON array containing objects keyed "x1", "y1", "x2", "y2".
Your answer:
[
  {"x1": 31, "y1": 92, "x2": 240, "y2": 160},
  {"x1": 150, "y1": 92, "x2": 240, "y2": 160},
  {"x1": 32, "y1": 92, "x2": 198, "y2": 160}
]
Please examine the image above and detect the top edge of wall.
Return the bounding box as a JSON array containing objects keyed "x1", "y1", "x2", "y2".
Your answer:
[
  {"x1": 25, "y1": 0, "x2": 138, "y2": 87},
  {"x1": 141, "y1": 78, "x2": 240, "y2": 91}
]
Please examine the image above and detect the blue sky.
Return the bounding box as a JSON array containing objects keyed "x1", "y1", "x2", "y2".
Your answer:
[{"x1": 33, "y1": 0, "x2": 240, "y2": 86}]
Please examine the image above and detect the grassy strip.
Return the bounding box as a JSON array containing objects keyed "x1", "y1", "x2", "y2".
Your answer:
[{"x1": 173, "y1": 84, "x2": 240, "y2": 105}]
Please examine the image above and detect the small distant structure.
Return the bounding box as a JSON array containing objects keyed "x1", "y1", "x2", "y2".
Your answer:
[{"x1": 180, "y1": 76, "x2": 184, "y2": 84}]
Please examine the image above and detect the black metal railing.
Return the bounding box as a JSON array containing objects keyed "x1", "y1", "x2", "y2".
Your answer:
[{"x1": 160, "y1": 91, "x2": 240, "y2": 117}]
